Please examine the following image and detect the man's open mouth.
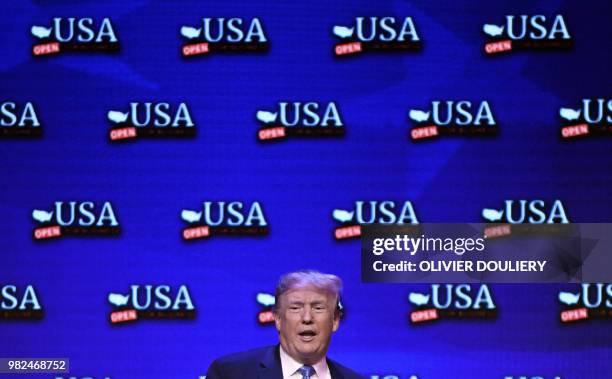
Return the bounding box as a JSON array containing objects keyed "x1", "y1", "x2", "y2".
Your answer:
[{"x1": 298, "y1": 330, "x2": 317, "y2": 341}]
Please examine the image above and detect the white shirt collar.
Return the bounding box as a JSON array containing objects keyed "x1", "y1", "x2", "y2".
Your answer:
[{"x1": 279, "y1": 345, "x2": 331, "y2": 379}]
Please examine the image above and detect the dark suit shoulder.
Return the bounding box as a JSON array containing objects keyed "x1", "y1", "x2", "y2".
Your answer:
[
  {"x1": 213, "y1": 345, "x2": 270, "y2": 365},
  {"x1": 328, "y1": 358, "x2": 367, "y2": 379},
  {"x1": 206, "y1": 346, "x2": 275, "y2": 379}
]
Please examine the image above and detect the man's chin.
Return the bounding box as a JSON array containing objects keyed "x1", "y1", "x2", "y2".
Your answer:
[{"x1": 296, "y1": 348, "x2": 324, "y2": 364}]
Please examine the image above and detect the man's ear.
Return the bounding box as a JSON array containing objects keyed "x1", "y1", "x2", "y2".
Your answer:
[
  {"x1": 332, "y1": 313, "x2": 340, "y2": 332},
  {"x1": 332, "y1": 297, "x2": 342, "y2": 333},
  {"x1": 273, "y1": 309, "x2": 282, "y2": 332}
]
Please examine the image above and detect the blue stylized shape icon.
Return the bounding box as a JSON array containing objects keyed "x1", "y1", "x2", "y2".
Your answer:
[
  {"x1": 333, "y1": 209, "x2": 354, "y2": 223},
  {"x1": 482, "y1": 208, "x2": 504, "y2": 222},
  {"x1": 559, "y1": 108, "x2": 581, "y2": 121},
  {"x1": 409, "y1": 292, "x2": 430, "y2": 306},
  {"x1": 483, "y1": 24, "x2": 505, "y2": 37},
  {"x1": 256, "y1": 110, "x2": 278, "y2": 124},
  {"x1": 107, "y1": 110, "x2": 129, "y2": 124},
  {"x1": 32, "y1": 209, "x2": 53, "y2": 223},
  {"x1": 108, "y1": 293, "x2": 130, "y2": 307},
  {"x1": 558, "y1": 291, "x2": 580, "y2": 305},
  {"x1": 256, "y1": 293, "x2": 275, "y2": 307},
  {"x1": 181, "y1": 209, "x2": 202, "y2": 223},
  {"x1": 181, "y1": 26, "x2": 202, "y2": 40},
  {"x1": 409, "y1": 109, "x2": 430, "y2": 123},
  {"x1": 31, "y1": 25, "x2": 52, "y2": 39},
  {"x1": 333, "y1": 25, "x2": 354, "y2": 39}
]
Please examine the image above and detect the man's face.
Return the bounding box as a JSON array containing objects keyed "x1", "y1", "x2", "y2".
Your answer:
[{"x1": 274, "y1": 287, "x2": 340, "y2": 364}]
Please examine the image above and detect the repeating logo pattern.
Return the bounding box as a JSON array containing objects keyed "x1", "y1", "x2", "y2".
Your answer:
[
  {"x1": 2, "y1": 6, "x2": 608, "y2": 378},
  {"x1": 559, "y1": 99, "x2": 611, "y2": 139},
  {"x1": 31, "y1": 18, "x2": 119, "y2": 56},
  {"x1": 0, "y1": 285, "x2": 43, "y2": 320},
  {"x1": 107, "y1": 102, "x2": 196, "y2": 142},
  {"x1": 558, "y1": 283, "x2": 612, "y2": 323},
  {"x1": 32, "y1": 201, "x2": 120, "y2": 240},
  {"x1": 256, "y1": 102, "x2": 345, "y2": 142},
  {"x1": 332, "y1": 201, "x2": 419, "y2": 240},
  {"x1": 409, "y1": 284, "x2": 497, "y2": 324},
  {"x1": 409, "y1": 100, "x2": 498, "y2": 141},
  {"x1": 332, "y1": 17, "x2": 422, "y2": 56},
  {"x1": 181, "y1": 201, "x2": 269, "y2": 240},
  {"x1": 108, "y1": 285, "x2": 196, "y2": 324},
  {"x1": 483, "y1": 15, "x2": 572, "y2": 55},
  {"x1": 481, "y1": 199, "x2": 569, "y2": 238},
  {"x1": 180, "y1": 18, "x2": 268, "y2": 57},
  {"x1": 0, "y1": 101, "x2": 42, "y2": 138}
]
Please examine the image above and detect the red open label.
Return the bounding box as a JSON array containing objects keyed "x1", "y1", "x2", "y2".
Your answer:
[
  {"x1": 183, "y1": 226, "x2": 210, "y2": 240},
  {"x1": 334, "y1": 225, "x2": 361, "y2": 240},
  {"x1": 34, "y1": 226, "x2": 61, "y2": 240},
  {"x1": 561, "y1": 124, "x2": 589, "y2": 138},
  {"x1": 33, "y1": 42, "x2": 60, "y2": 56},
  {"x1": 335, "y1": 42, "x2": 362, "y2": 56},
  {"x1": 485, "y1": 40, "x2": 512, "y2": 54},
  {"x1": 110, "y1": 127, "x2": 137, "y2": 141},
  {"x1": 182, "y1": 43, "x2": 210, "y2": 57},
  {"x1": 110, "y1": 309, "x2": 138, "y2": 324},
  {"x1": 411, "y1": 309, "x2": 439, "y2": 323},
  {"x1": 411, "y1": 126, "x2": 438, "y2": 140},
  {"x1": 560, "y1": 307, "x2": 588, "y2": 323}
]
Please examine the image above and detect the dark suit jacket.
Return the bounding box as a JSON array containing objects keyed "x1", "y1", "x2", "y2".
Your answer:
[{"x1": 206, "y1": 345, "x2": 365, "y2": 379}]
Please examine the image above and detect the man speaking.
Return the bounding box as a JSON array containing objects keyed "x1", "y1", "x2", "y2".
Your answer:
[{"x1": 206, "y1": 270, "x2": 364, "y2": 379}]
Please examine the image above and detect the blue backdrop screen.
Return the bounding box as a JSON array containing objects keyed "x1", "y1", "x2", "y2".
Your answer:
[{"x1": 1, "y1": 1, "x2": 611, "y2": 378}]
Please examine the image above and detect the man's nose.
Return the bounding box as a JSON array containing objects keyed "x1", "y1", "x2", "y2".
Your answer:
[{"x1": 301, "y1": 308, "x2": 314, "y2": 323}]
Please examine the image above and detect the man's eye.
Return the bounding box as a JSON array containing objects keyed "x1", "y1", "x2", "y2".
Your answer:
[
  {"x1": 314, "y1": 306, "x2": 326, "y2": 311},
  {"x1": 289, "y1": 306, "x2": 301, "y2": 311}
]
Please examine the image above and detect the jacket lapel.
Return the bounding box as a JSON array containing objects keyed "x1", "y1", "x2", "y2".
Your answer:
[
  {"x1": 327, "y1": 358, "x2": 345, "y2": 379},
  {"x1": 258, "y1": 345, "x2": 284, "y2": 379}
]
